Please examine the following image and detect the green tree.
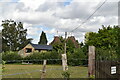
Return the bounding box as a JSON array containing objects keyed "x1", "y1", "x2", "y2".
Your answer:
[
  {"x1": 85, "y1": 25, "x2": 119, "y2": 49},
  {"x1": 38, "y1": 31, "x2": 48, "y2": 45},
  {"x1": 84, "y1": 32, "x2": 94, "y2": 44},
  {"x1": 59, "y1": 36, "x2": 65, "y2": 43},
  {"x1": 66, "y1": 39, "x2": 75, "y2": 53},
  {"x1": 2, "y1": 20, "x2": 32, "y2": 51},
  {"x1": 52, "y1": 42, "x2": 64, "y2": 53},
  {"x1": 84, "y1": 25, "x2": 120, "y2": 60},
  {"x1": 67, "y1": 48, "x2": 86, "y2": 66},
  {"x1": 117, "y1": 26, "x2": 120, "y2": 59},
  {"x1": 51, "y1": 36, "x2": 64, "y2": 53}
]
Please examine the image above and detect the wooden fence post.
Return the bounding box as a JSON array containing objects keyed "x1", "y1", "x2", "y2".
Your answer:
[
  {"x1": 0, "y1": 32, "x2": 2, "y2": 80},
  {"x1": 41, "y1": 60, "x2": 47, "y2": 79},
  {"x1": 62, "y1": 54, "x2": 68, "y2": 71},
  {"x1": 88, "y1": 46, "x2": 95, "y2": 77}
]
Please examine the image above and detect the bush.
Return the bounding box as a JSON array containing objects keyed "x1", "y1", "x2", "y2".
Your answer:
[
  {"x1": 2, "y1": 51, "x2": 22, "y2": 61},
  {"x1": 62, "y1": 71, "x2": 70, "y2": 79},
  {"x1": 24, "y1": 51, "x2": 61, "y2": 64},
  {"x1": 24, "y1": 49, "x2": 87, "y2": 65},
  {"x1": 2, "y1": 49, "x2": 87, "y2": 66},
  {"x1": 67, "y1": 48, "x2": 87, "y2": 66},
  {"x1": 24, "y1": 51, "x2": 60, "y2": 60},
  {"x1": 96, "y1": 48, "x2": 118, "y2": 60}
]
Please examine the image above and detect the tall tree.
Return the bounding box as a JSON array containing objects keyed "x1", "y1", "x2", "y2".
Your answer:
[
  {"x1": 38, "y1": 31, "x2": 48, "y2": 45},
  {"x1": 2, "y1": 20, "x2": 32, "y2": 51},
  {"x1": 84, "y1": 25, "x2": 120, "y2": 60},
  {"x1": 66, "y1": 39, "x2": 75, "y2": 53},
  {"x1": 85, "y1": 25, "x2": 119, "y2": 49}
]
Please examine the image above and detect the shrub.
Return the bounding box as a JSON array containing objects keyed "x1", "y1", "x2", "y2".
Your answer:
[
  {"x1": 24, "y1": 51, "x2": 61, "y2": 64},
  {"x1": 67, "y1": 48, "x2": 87, "y2": 66},
  {"x1": 96, "y1": 48, "x2": 118, "y2": 60},
  {"x1": 2, "y1": 51, "x2": 22, "y2": 61},
  {"x1": 23, "y1": 49, "x2": 87, "y2": 65},
  {"x1": 62, "y1": 71, "x2": 70, "y2": 79}
]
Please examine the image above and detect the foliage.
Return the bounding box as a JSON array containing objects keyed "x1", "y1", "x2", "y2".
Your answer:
[
  {"x1": 80, "y1": 42, "x2": 84, "y2": 48},
  {"x1": 85, "y1": 25, "x2": 119, "y2": 49},
  {"x1": 67, "y1": 48, "x2": 87, "y2": 66},
  {"x1": 116, "y1": 26, "x2": 120, "y2": 59},
  {"x1": 59, "y1": 36, "x2": 65, "y2": 43},
  {"x1": 62, "y1": 71, "x2": 70, "y2": 79},
  {"x1": 24, "y1": 51, "x2": 59, "y2": 60},
  {"x1": 2, "y1": 49, "x2": 87, "y2": 65},
  {"x1": 89, "y1": 75, "x2": 95, "y2": 79},
  {"x1": 85, "y1": 25, "x2": 120, "y2": 60},
  {"x1": 24, "y1": 51, "x2": 61, "y2": 64},
  {"x1": 50, "y1": 36, "x2": 64, "y2": 53},
  {"x1": 38, "y1": 31, "x2": 48, "y2": 45},
  {"x1": 66, "y1": 39, "x2": 75, "y2": 53},
  {"x1": 96, "y1": 48, "x2": 118, "y2": 60},
  {"x1": 1, "y1": 20, "x2": 32, "y2": 51},
  {"x1": 2, "y1": 51, "x2": 22, "y2": 61},
  {"x1": 2, "y1": 60, "x2": 6, "y2": 72},
  {"x1": 24, "y1": 49, "x2": 87, "y2": 65},
  {"x1": 52, "y1": 43, "x2": 64, "y2": 53},
  {"x1": 2, "y1": 60, "x2": 6, "y2": 65},
  {"x1": 52, "y1": 36, "x2": 79, "y2": 54}
]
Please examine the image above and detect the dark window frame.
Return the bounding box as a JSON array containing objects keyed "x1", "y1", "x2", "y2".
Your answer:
[{"x1": 25, "y1": 48, "x2": 32, "y2": 53}]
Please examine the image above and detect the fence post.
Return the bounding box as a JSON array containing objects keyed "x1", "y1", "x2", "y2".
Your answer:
[
  {"x1": 62, "y1": 54, "x2": 68, "y2": 71},
  {"x1": 88, "y1": 46, "x2": 95, "y2": 77},
  {"x1": 41, "y1": 60, "x2": 47, "y2": 79},
  {"x1": 0, "y1": 32, "x2": 2, "y2": 80}
]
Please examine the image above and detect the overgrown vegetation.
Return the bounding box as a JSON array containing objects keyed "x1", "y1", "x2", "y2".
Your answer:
[
  {"x1": 62, "y1": 71, "x2": 70, "y2": 79},
  {"x1": 84, "y1": 25, "x2": 120, "y2": 60}
]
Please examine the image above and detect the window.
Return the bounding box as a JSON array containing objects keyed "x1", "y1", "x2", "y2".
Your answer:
[{"x1": 25, "y1": 48, "x2": 32, "y2": 53}]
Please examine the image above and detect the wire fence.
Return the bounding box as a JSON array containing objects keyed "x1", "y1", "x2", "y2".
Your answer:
[
  {"x1": 4, "y1": 59, "x2": 88, "y2": 65},
  {"x1": 2, "y1": 59, "x2": 88, "y2": 78}
]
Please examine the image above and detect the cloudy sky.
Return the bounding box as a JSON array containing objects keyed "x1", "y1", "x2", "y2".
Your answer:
[{"x1": 0, "y1": 0, "x2": 119, "y2": 44}]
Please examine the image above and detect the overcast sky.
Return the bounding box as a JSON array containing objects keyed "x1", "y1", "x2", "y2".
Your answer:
[{"x1": 0, "y1": 0, "x2": 119, "y2": 44}]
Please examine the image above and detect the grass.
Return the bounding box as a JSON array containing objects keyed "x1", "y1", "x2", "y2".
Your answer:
[{"x1": 2, "y1": 64, "x2": 88, "y2": 78}]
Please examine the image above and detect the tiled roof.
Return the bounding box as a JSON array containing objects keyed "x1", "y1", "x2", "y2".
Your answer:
[
  {"x1": 30, "y1": 43, "x2": 53, "y2": 50},
  {"x1": 50, "y1": 36, "x2": 61, "y2": 45}
]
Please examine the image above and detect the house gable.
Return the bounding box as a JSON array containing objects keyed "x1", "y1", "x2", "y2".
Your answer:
[
  {"x1": 24, "y1": 43, "x2": 35, "y2": 52},
  {"x1": 19, "y1": 43, "x2": 53, "y2": 57}
]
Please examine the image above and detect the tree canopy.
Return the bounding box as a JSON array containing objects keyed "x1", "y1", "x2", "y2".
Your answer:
[
  {"x1": 84, "y1": 25, "x2": 120, "y2": 60},
  {"x1": 38, "y1": 31, "x2": 48, "y2": 45},
  {"x1": 85, "y1": 25, "x2": 119, "y2": 49},
  {"x1": 2, "y1": 20, "x2": 32, "y2": 51}
]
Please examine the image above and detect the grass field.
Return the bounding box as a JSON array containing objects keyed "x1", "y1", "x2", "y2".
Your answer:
[{"x1": 2, "y1": 64, "x2": 88, "y2": 78}]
